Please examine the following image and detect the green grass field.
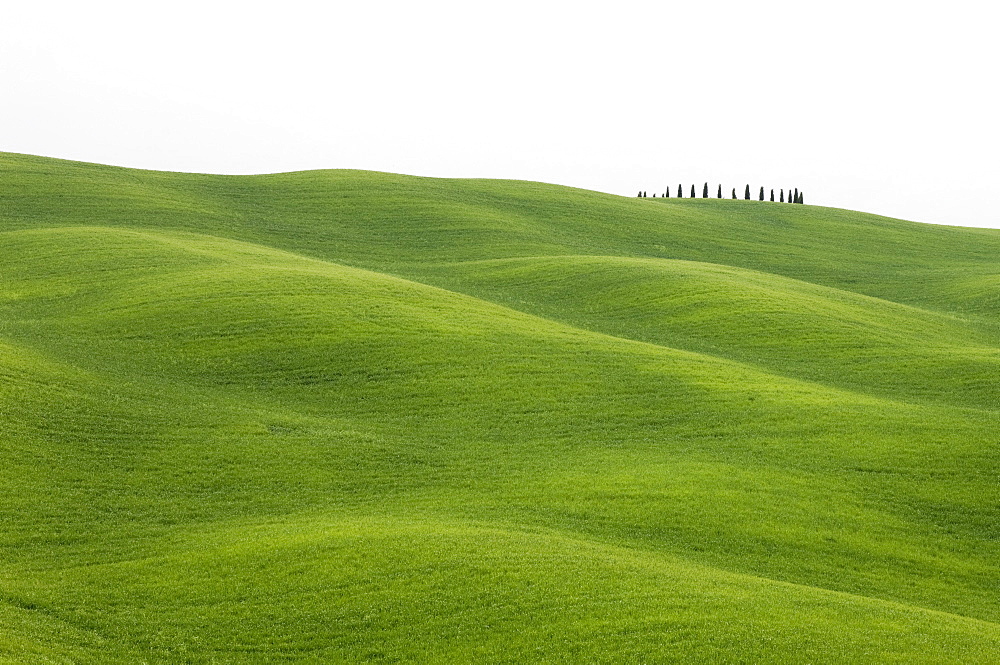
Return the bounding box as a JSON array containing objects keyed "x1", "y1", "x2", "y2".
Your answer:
[{"x1": 1, "y1": 151, "x2": 999, "y2": 662}]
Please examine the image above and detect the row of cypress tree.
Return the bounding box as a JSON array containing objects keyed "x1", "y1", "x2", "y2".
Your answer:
[{"x1": 637, "y1": 184, "x2": 803, "y2": 204}]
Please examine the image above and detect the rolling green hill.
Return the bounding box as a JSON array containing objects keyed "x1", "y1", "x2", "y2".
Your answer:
[{"x1": 1, "y1": 151, "x2": 999, "y2": 662}]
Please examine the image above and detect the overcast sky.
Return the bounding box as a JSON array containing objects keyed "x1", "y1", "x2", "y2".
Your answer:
[{"x1": 2, "y1": 1, "x2": 997, "y2": 228}]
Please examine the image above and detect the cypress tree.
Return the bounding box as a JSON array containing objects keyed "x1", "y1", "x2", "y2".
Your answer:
[
  {"x1": 744, "y1": 184, "x2": 750, "y2": 200},
  {"x1": 794, "y1": 188, "x2": 799, "y2": 202},
  {"x1": 759, "y1": 186, "x2": 764, "y2": 201},
  {"x1": 732, "y1": 188, "x2": 736, "y2": 199},
  {"x1": 690, "y1": 184, "x2": 696, "y2": 198},
  {"x1": 770, "y1": 189, "x2": 774, "y2": 202},
  {"x1": 665, "y1": 189, "x2": 670, "y2": 198},
  {"x1": 780, "y1": 189, "x2": 784, "y2": 203},
  {"x1": 638, "y1": 191, "x2": 641, "y2": 197},
  {"x1": 717, "y1": 184, "x2": 722, "y2": 198},
  {"x1": 652, "y1": 193, "x2": 656, "y2": 197},
  {"x1": 677, "y1": 184, "x2": 683, "y2": 198},
  {"x1": 703, "y1": 182, "x2": 709, "y2": 198},
  {"x1": 799, "y1": 192, "x2": 804, "y2": 204}
]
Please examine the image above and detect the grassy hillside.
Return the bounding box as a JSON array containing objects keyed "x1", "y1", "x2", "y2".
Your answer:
[{"x1": 1, "y1": 152, "x2": 999, "y2": 662}]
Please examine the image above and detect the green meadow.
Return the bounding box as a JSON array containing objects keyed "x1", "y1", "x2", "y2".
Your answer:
[{"x1": 1, "y1": 151, "x2": 999, "y2": 662}]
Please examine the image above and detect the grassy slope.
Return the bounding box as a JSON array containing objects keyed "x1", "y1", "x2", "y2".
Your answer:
[{"x1": 1, "y1": 152, "x2": 1000, "y2": 662}]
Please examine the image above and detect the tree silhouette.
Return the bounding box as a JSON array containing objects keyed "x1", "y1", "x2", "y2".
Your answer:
[
  {"x1": 794, "y1": 188, "x2": 799, "y2": 203},
  {"x1": 759, "y1": 186, "x2": 764, "y2": 201},
  {"x1": 690, "y1": 184, "x2": 696, "y2": 198},
  {"x1": 677, "y1": 184, "x2": 683, "y2": 198},
  {"x1": 744, "y1": 184, "x2": 750, "y2": 200},
  {"x1": 732, "y1": 188, "x2": 737, "y2": 199},
  {"x1": 717, "y1": 184, "x2": 722, "y2": 198},
  {"x1": 770, "y1": 189, "x2": 775, "y2": 202},
  {"x1": 665, "y1": 189, "x2": 670, "y2": 198},
  {"x1": 703, "y1": 182, "x2": 709, "y2": 198},
  {"x1": 780, "y1": 189, "x2": 784, "y2": 203}
]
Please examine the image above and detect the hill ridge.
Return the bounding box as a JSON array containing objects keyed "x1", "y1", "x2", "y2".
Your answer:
[{"x1": 3, "y1": 225, "x2": 972, "y2": 414}]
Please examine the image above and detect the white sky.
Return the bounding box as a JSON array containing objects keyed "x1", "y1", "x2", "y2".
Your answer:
[{"x1": 2, "y1": 1, "x2": 997, "y2": 228}]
